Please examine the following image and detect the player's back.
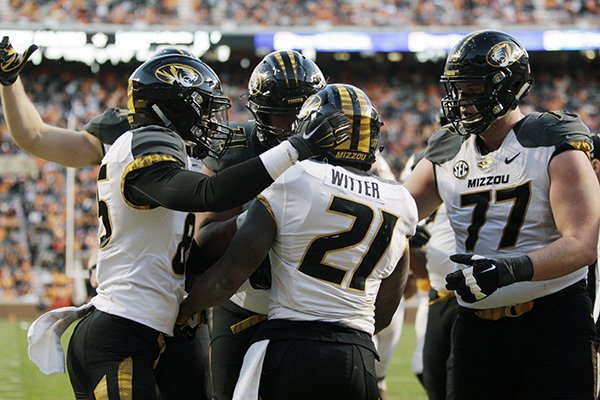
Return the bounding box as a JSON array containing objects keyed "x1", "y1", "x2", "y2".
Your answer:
[{"x1": 261, "y1": 160, "x2": 417, "y2": 335}]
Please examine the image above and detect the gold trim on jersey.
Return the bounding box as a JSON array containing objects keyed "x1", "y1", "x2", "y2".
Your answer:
[
  {"x1": 153, "y1": 333, "x2": 166, "y2": 369},
  {"x1": 121, "y1": 154, "x2": 179, "y2": 210},
  {"x1": 94, "y1": 375, "x2": 109, "y2": 400},
  {"x1": 230, "y1": 314, "x2": 267, "y2": 334},
  {"x1": 117, "y1": 357, "x2": 133, "y2": 400},
  {"x1": 567, "y1": 139, "x2": 592, "y2": 157},
  {"x1": 256, "y1": 194, "x2": 275, "y2": 221}
]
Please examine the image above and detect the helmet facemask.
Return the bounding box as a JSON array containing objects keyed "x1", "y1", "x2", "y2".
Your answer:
[
  {"x1": 441, "y1": 69, "x2": 532, "y2": 136},
  {"x1": 127, "y1": 54, "x2": 235, "y2": 160},
  {"x1": 247, "y1": 100, "x2": 300, "y2": 147},
  {"x1": 181, "y1": 88, "x2": 233, "y2": 159}
]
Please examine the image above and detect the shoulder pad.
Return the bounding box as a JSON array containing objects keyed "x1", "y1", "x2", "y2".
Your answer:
[
  {"x1": 130, "y1": 126, "x2": 187, "y2": 167},
  {"x1": 83, "y1": 108, "x2": 130, "y2": 145},
  {"x1": 425, "y1": 126, "x2": 465, "y2": 165},
  {"x1": 204, "y1": 121, "x2": 258, "y2": 173},
  {"x1": 515, "y1": 111, "x2": 592, "y2": 154}
]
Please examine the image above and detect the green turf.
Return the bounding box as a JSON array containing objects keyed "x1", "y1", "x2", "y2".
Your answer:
[{"x1": 2, "y1": 319, "x2": 426, "y2": 400}]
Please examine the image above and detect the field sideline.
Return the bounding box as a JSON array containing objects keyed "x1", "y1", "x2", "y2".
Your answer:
[{"x1": 1, "y1": 319, "x2": 427, "y2": 400}]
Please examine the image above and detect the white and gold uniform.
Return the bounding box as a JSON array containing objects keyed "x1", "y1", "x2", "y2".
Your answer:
[
  {"x1": 431, "y1": 111, "x2": 592, "y2": 309},
  {"x1": 259, "y1": 159, "x2": 418, "y2": 335},
  {"x1": 92, "y1": 127, "x2": 196, "y2": 336}
]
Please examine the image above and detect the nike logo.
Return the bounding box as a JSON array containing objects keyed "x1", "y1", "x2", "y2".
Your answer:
[
  {"x1": 505, "y1": 153, "x2": 520, "y2": 164},
  {"x1": 480, "y1": 265, "x2": 496, "y2": 274}
]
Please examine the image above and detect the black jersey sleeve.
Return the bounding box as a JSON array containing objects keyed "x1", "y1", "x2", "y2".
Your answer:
[
  {"x1": 125, "y1": 156, "x2": 273, "y2": 212},
  {"x1": 514, "y1": 111, "x2": 592, "y2": 157},
  {"x1": 424, "y1": 126, "x2": 465, "y2": 165},
  {"x1": 83, "y1": 108, "x2": 131, "y2": 145},
  {"x1": 129, "y1": 126, "x2": 188, "y2": 166}
]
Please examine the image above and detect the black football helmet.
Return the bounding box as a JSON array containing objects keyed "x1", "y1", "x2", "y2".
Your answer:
[
  {"x1": 153, "y1": 47, "x2": 194, "y2": 58},
  {"x1": 440, "y1": 30, "x2": 533, "y2": 136},
  {"x1": 247, "y1": 50, "x2": 326, "y2": 147},
  {"x1": 294, "y1": 83, "x2": 382, "y2": 171},
  {"x1": 127, "y1": 54, "x2": 233, "y2": 159}
]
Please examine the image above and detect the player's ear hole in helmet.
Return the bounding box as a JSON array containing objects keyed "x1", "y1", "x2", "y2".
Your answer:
[
  {"x1": 127, "y1": 54, "x2": 234, "y2": 159},
  {"x1": 293, "y1": 83, "x2": 383, "y2": 171},
  {"x1": 247, "y1": 50, "x2": 326, "y2": 148},
  {"x1": 440, "y1": 29, "x2": 533, "y2": 136}
]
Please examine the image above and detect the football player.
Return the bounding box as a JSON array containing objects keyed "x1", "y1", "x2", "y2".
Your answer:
[
  {"x1": 404, "y1": 30, "x2": 599, "y2": 399},
  {"x1": 1, "y1": 39, "x2": 210, "y2": 400},
  {"x1": 1, "y1": 39, "x2": 350, "y2": 400},
  {"x1": 193, "y1": 49, "x2": 327, "y2": 400},
  {"x1": 178, "y1": 83, "x2": 418, "y2": 400}
]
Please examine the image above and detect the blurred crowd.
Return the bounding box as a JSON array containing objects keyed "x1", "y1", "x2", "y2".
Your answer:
[
  {"x1": 0, "y1": 53, "x2": 598, "y2": 305},
  {"x1": 6, "y1": 0, "x2": 600, "y2": 27}
]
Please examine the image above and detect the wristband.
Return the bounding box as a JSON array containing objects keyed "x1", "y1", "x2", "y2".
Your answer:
[{"x1": 258, "y1": 141, "x2": 299, "y2": 180}]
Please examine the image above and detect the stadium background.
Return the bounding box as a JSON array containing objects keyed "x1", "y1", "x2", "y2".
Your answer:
[{"x1": 0, "y1": 2, "x2": 599, "y2": 399}]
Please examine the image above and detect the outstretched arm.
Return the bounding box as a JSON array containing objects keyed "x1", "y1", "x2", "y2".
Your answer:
[
  {"x1": 0, "y1": 36, "x2": 103, "y2": 167},
  {"x1": 403, "y1": 158, "x2": 443, "y2": 221},
  {"x1": 177, "y1": 200, "x2": 276, "y2": 323},
  {"x1": 1, "y1": 78, "x2": 103, "y2": 167}
]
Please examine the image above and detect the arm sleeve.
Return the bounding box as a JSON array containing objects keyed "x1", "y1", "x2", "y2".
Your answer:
[{"x1": 125, "y1": 157, "x2": 274, "y2": 212}]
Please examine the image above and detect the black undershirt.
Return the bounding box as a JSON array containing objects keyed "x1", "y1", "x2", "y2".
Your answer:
[{"x1": 125, "y1": 157, "x2": 273, "y2": 212}]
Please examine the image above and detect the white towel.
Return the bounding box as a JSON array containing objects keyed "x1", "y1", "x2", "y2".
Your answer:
[
  {"x1": 232, "y1": 339, "x2": 270, "y2": 400},
  {"x1": 27, "y1": 303, "x2": 94, "y2": 375}
]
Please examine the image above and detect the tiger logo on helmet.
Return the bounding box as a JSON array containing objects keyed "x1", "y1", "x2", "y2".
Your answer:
[{"x1": 155, "y1": 63, "x2": 204, "y2": 87}]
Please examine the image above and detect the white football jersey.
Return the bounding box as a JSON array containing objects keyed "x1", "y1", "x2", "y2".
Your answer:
[
  {"x1": 424, "y1": 204, "x2": 456, "y2": 293},
  {"x1": 92, "y1": 127, "x2": 197, "y2": 336},
  {"x1": 259, "y1": 160, "x2": 418, "y2": 335},
  {"x1": 431, "y1": 111, "x2": 592, "y2": 308}
]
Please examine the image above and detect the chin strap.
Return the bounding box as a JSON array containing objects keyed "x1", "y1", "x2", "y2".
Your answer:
[{"x1": 151, "y1": 104, "x2": 175, "y2": 131}]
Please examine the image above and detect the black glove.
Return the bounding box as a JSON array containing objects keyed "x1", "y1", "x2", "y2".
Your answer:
[
  {"x1": 288, "y1": 105, "x2": 351, "y2": 161},
  {"x1": 409, "y1": 225, "x2": 431, "y2": 249},
  {"x1": 445, "y1": 254, "x2": 534, "y2": 303},
  {"x1": 0, "y1": 36, "x2": 38, "y2": 86}
]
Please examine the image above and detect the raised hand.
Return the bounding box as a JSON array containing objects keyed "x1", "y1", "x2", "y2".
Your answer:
[
  {"x1": 445, "y1": 253, "x2": 533, "y2": 303},
  {"x1": 288, "y1": 104, "x2": 351, "y2": 160},
  {"x1": 0, "y1": 36, "x2": 38, "y2": 86}
]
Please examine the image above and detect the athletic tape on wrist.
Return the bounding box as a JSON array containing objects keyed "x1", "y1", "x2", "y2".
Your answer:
[{"x1": 258, "y1": 141, "x2": 299, "y2": 180}]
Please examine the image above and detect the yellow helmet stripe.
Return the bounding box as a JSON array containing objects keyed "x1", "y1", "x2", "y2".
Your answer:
[
  {"x1": 127, "y1": 80, "x2": 135, "y2": 123},
  {"x1": 287, "y1": 50, "x2": 298, "y2": 84},
  {"x1": 274, "y1": 52, "x2": 289, "y2": 86},
  {"x1": 354, "y1": 88, "x2": 372, "y2": 153},
  {"x1": 337, "y1": 85, "x2": 353, "y2": 150}
]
